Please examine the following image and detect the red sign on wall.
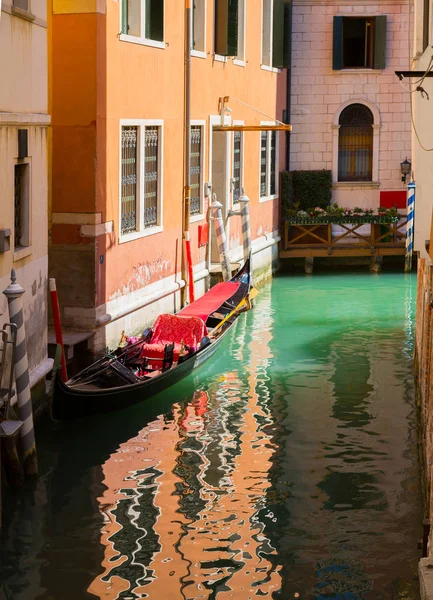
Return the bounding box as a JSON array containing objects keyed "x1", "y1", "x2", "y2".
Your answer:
[
  {"x1": 198, "y1": 223, "x2": 209, "y2": 247},
  {"x1": 379, "y1": 191, "x2": 407, "y2": 209}
]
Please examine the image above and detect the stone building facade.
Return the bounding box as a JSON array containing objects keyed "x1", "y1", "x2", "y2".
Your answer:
[
  {"x1": 289, "y1": 0, "x2": 411, "y2": 213},
  {"x1": 0, "y1": 0, "x2": 51, "y2": 398}
]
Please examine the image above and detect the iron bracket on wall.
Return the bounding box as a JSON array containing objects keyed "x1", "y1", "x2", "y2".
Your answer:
[{"x1": 395, "y1": 71, "x2": 433, "y2": 79}]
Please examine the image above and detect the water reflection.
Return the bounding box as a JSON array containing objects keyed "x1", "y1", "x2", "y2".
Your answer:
[
  {"x1": 89, "y1": 292, "x2": 281, "y2": 598},
  {"x1": 0, "y1": 273, "x2": 422, "y2": 600}
]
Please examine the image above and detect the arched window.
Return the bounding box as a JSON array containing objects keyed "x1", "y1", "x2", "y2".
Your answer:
[{"x1": 338, "y1": 104, "x2": 374, "y2": 182}]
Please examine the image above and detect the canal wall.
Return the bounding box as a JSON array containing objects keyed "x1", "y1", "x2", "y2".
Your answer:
[{"x1": 414, "y1": 257, "x2": 433, "y2": 597}]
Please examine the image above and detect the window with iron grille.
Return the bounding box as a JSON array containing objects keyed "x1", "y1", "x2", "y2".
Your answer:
[
  {"x1": 190, "y1": 126, "x2": 202, "y2": 216},
  {"x1": 338, "y1": 104, "x2": 373, "y2": 182},
  {"x1": 14, "y1": 163, "x2": 30, "y2": 250},
  {"x1": 120, "y1": 121, "x2": 163, "y2": 241},
  {"x1": 144, "y1": 126, "x2": 159, "y2": 228},
  {"x1": 121, "y1": 0, "x2": 164, "y2": 43},
  {"x1": 121, "y1": 126, "x2": 138, "y2": 236},
  {"x1": 260, "y1": 129, "x2": 279, "y2": 199},
  {"x1": 260, "y1": 131, "x2": 267, "y2": 197},
  {"x1": 232, "y1": 130, "x2": 243, "y2": 204}
]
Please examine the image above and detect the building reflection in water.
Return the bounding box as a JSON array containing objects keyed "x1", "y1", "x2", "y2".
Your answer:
[{"x1": 88, "y1": 290, "x2": 281, "y2": 599}]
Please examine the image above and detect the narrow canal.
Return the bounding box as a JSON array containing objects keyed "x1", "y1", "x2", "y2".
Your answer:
[{"x1": 0, "y1": 271, "x2": 422, "y2": 599}]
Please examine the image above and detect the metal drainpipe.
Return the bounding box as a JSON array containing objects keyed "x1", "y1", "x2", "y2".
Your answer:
[
  {"x1": 182, "y1": 0, "x2": 192, "y2": 308},
  {"x1": 285, "y1": 0, "x2": 293, "y2": 172}
]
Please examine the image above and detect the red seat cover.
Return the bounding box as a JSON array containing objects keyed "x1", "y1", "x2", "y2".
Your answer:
[{"x1": 150, "y1": 313, "x2": 208, "y2": 347}]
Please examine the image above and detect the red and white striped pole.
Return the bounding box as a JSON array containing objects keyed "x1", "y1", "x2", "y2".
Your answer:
[{"x1": 49, "y1": 278, "x2": 68, "y2": 382}]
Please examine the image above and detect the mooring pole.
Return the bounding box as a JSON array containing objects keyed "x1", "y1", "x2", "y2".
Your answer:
[
  {"x1": 239, "y1": 192, "x2": 251, "y2": 265},
  {"x1": 3, "y1": 270, "x2": 38, "y2": 478},
  {"x1": 211, "y1": 195, "x2": 231, "y2": 281},
  {"x1": 405, "y1": 181, "x2": 415, "y2": 273},
  {"x1": 182, "y1": 0, "x2": 194, "y2": 306}
]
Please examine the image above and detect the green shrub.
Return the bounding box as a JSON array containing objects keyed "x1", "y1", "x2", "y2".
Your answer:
[
  {"x1": 292, "y1": 170, "x2": 332, "y2": 210},
  {"x1": 280, "y1": 171, "x2": 294, "y2": 217}
]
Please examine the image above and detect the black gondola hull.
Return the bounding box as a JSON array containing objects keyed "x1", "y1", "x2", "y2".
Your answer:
[
  {"x1": 51, "y1": 325, "x2": 231, "y2": 421},
  {"x1": 51, "y1": 256, "x2": 253, "y2": 421}
]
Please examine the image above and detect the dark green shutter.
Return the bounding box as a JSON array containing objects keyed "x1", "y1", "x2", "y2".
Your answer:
[
  {"x1": 373, "y1": 15, "x2": 386, "y2": 69},
  {"x1": 272, "y1": 0, "x2": 285, "y2": 67},
  {"x1": 215, "y1": 0, "x2": 238, "y2": 56},
  {"x1": 145, "y1": 0, "x2": 164, "y2": 41},
  {"x1": 121, "y1": 0, "x2": 128, "y2": 34},
  {"x1": 332, "y1": 16, "x2": 343, "y2": 70},
  {"x1": 282, "y1": 0, "x2": 292, "y2": 69}
]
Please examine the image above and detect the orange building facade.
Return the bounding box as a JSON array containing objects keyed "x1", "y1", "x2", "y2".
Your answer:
[{"x1": 50, "y1": 0, "x2": 288, "y2": 352}]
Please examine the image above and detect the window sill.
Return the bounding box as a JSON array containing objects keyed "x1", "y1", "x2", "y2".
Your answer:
[
  {"x1": 119, "y1": 34, "x2": 165, "y2": 50},
  {"x1": 261, "y1": 64, "x2": 281, "y2": 74},
  {"x1": 259, "y1": 194, "x2": 278, "y2": 204},
  {"x1": 11, "y1": 6, "x2": 36, "y2": 21},
  {"x1": 214, "y1": 54, "x2": 228, "y2": 63},
  {"x1": 333, "y1": 181, "x2": 379, "y2": 189},
  {"x1": 13, "y1": 246, "x2": 32, "y2": 262},
  {"x1": 191, "y1": 49, "x2": 207, "y2": 59},
  {"x1": 190, "y1": 213, "x2": 205, "y2": 224},
  {"x1": 119, "y1": 225, "x2": 163, "y2": 244},
  {"x1": 334, "y1": 68, "x2": 383, "y2": 74},
  {"x1": 233, "y1": 58, "x2": 246, "y2": 67}
]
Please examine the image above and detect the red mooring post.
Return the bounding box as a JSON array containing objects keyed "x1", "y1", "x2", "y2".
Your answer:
[
  {"x1": 49, "y1": 278, "x2": 68, "y2": 382},
  {"x1": 185, "y1": 232, "x2": 195, "y2": 303}
]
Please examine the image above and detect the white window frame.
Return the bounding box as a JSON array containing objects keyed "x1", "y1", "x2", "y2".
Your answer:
[
  {"x1": 231, "y1": 120, "x2": 244, "y2": 207},
  {"x1": 190, "y1": 119, "x2": 206, "y2": 223},
  {"x1": 261, "y1": 0, "x2": 282, "y2": 73},
  {"x1": 13, "y1": 157, "x2": 32, "y2": 262},
  {"x1": 119, "y1": 0, "x2": 165, "y2": 49},
  {"x1": 119, "y1": 119, "x2": 164, "y2": 244},
  {"x1": 191, "y1": 0, "x2": 207, "y2": 59},
  {"x1": 259, "y1": 121, "x2": 279, "y2": 203},
  {"x1": 233, "y1": 0, "x2": 246, "y2": 66}
]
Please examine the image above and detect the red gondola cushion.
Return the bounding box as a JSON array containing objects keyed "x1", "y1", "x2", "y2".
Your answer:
[{"x1": 150, "y1": 313, "x2": 208, "y2": 347}]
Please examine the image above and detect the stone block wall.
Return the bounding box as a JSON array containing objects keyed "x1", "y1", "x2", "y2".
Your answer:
[{"x1": 290, "y1": 0, "x2": 411, "y2": 210}]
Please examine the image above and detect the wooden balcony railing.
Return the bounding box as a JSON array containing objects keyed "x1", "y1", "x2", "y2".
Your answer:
[{"x1": 280, "y1": 219, "x2": 408, "y2": 259}]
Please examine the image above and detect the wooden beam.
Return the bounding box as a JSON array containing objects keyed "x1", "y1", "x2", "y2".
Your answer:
[
  {"x1": 213, "y1": 124, "x2": 292, "y2": 132},
  {"x1": 395, "y1": 71, "x2": 433, "y2": 79}
]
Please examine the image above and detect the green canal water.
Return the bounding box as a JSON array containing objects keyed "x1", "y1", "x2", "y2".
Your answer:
[{"x1": 0, "y1": 271, "x2": 422, "y2": 599}]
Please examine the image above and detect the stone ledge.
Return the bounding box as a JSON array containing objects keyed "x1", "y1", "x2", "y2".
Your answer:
[{"x1": 419, "y1": 558, "x2": 433, "y2": 599}]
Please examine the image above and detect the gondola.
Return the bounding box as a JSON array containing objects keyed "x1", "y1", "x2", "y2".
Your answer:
[{"x1": 51, "y1": 258, "x2": 253, "y2": 420}]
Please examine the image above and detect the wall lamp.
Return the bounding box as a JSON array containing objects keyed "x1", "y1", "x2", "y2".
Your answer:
[{"x1": 400, "y1": 158, "x2": 411, "y2": 183}]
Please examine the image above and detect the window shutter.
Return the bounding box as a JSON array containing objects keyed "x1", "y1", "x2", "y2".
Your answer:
[
  {"x1": 272, "y1": 0, "x2": 285, "y2": 68},
  {"x1": 282, "y1": 0, "x2": 292, "y2": 69},
  {"x1": 121, "y1": 0, "x2": 128, "y2": 34},
  {"x1": 145, "y1": 0, "x2": 164, "y2": 42},
  {"x1": 215, "y1": 0, "x2": 238, "y2": 56},
  {"x1": 332, "y1": 16, "x2": 343, "y2": 70},
  {"x1": 373, "y1": 15, "x2": 387, "y2": 70}
]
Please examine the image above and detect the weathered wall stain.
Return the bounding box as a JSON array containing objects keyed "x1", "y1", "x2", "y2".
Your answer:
[{"x1": 109, "y1": 255, "x2": 171, "y2": 300}]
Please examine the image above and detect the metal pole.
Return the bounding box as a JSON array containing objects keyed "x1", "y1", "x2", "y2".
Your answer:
[
  {"x1": 182, "y1": 0, "x2": 194, "y2": 306},
  {"x1": 405, "y1": 181, "x2": 415, "y2": 272},
  {"x1": 49, "y1": 278, "x2": 68, "y2": 381},
  {"x1": 239, "y1": 192, "x2": 251, "y2": 265},
  {"x1": 211, "y1": 195, "x2": 231, "y2": 281},
  {"x1": 3, "y1": 269, "x2": 38, "y2": 477}
]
